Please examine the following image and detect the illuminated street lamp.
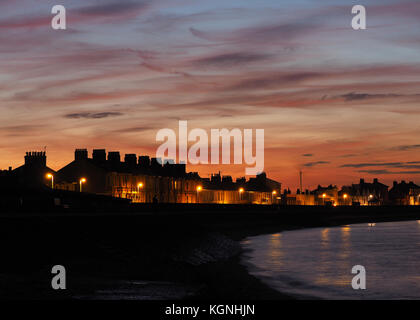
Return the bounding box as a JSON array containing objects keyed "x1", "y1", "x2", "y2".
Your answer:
[
  {"x1": 137, "y1": 182, "x2": 144, "y2": 202},
  {"x1": 46, "y1": 173, "x2": 54, "y2": 189},
  {"x1": 79, "y1": 178, "x2": 86, "y2": 192},
  {"x1": 272, "y1": 190, "x2": 277, "y2": 204},
  {"x1": 196, "y1": 186, "x2": 202, "y2": 203},
  {"x1": 239, "y1": 188, "x2": 244, "y2": 201},
  {"x1": 343, "y1": 194, "x2": 348, "y2": 199},
  {"x1": 322, "y1": 193, "x2": 326, "y2": 205}
]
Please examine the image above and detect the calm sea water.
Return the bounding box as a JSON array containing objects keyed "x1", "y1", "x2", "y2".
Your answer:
[{"x1": 241, "y1": 220, "x2": 420, "y2": 299}]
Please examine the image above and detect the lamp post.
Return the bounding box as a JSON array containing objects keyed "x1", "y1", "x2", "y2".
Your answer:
[
  {"x1": 322, "y1": 193, "x2": 326, "y2": 205},
  {"x1": 196, "y1": 186, "x2": 202, "y2": 203},
  {"x1": 79, "y1": 178, "x2": 86, "y2": 192},
  {"x1": 272, "y1": 190, "x2": 277, "y2": 204},
  {"x1": 137, "y1": 182, "x2": 144, "y2": 202},
  {"x1": 343, "y1": 193, "x2": 348, "y2": 205},
  {"x1": 368, "y1": 194, "x2": 374, "y2": 206},
  {"x1": 46, "y1": 173, "x2": 54, "y2": 189},
  {"x1": 239, "y1": 188, "x2": 244, "y2": 201}
]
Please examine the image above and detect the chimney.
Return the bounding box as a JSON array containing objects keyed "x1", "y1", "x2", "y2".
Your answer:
[
  {"x1": 393, "y1": 181, "x2": 398, "y2": 188},
  {"x1": 108, "y1": 151, "x2": 121, "y2": 163},
  {"x1": 8, "y1": 166, "x2": 12, "y2": 171},
  {"x1": 92, "y1": 149, "x2": 106, "y2": 163},
  {"x1": 360, "y1": 178, "x2": 365, "y2": 184},
  {"x1": 150, "y1": 157, "x2": 162, "y2": 174},
  {"x1": 25, "y1": 151, "x2": 47, "y2": 167},
  {"x1": 138, "y1": 156, "x2": 150, "y2": 167},
  {"x1": 174, "y1": 163, "x2": 186, "y2": 176},
  {"x1": 124, "y1": 154, "x2": 137, "y2": 167},
  {"x1": 373, "y1": 178, "x2": 378, "y2": 184},
  {"x1": 151, "y1": 157, "x2": 162, "y2": 167},
  {"x1": 75, "y1": 149, "x2": 88, "y2": 161}
]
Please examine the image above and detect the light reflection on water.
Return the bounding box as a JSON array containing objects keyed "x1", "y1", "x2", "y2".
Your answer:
[{"x1": 241, "y1": 220, "x2": 420, "y2": 299}]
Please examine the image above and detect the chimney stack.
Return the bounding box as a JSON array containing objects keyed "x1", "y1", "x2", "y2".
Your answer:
[
  {"x1": 25, "y1": 151, "x2": 47, "y2": 167},
  {"x1": 138, "y1": 156, "x2": 150, "y2": 167},
  {"x1": 75, "y1": 149, "x2": 88, "y2": 161},
  {"x1": 92, "y1": 149, "x2": 106, "y2": 163},
  {"x1": 108, "y1": 151, "x2": 121, "y2": 163},
  {"x1": 124, "y1": 154, "x2": 137, "y2": 167}
]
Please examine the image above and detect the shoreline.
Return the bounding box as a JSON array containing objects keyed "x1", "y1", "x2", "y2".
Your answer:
[
  {"x1": 189, "y1": 211, "x2": 420, "y2": 300},
  {"x1": 1, "y1": 206, "x2": 420, "y2": 300}
]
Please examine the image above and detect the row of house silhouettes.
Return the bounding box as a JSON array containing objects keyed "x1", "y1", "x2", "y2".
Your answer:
[
  {"x1": 0, "y1": 149, "x2": 280, "y2": 205},
  {"x1": 283, "y1": 178, "x2": 420, "y2": 206},
  {"x1": 1, "y1": 149, "x2": 419, "y2": 206}
]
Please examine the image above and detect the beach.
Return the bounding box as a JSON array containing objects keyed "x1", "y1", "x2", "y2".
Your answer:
[{"x1": 1, "y1": 205, "x2": 420, "y2": 300}]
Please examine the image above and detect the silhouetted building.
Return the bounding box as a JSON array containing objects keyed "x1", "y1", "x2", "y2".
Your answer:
[
  {"x1": 312, "y1": 184, "x2": 338, "y2": 205},
  {"x1": 200, "y1": 171, "x2": 281, "y2": 204},
  {"x1": 55, "y1": 149, "x2": 200, "y2": 203},
  {"x1": 341, "y1": 178, "x2": 388, "y2": 205},
  {"x1": 246, "y1": 172, "x2": 281, "y2": 193},
  {"x1": 283, "y1": 191, "x2": 315, "y2": 205},
  {"x1": 3, "y1": 151, "x2": 56, "y2": 189},
  {"x1": 389, "y1": 181, "x2": 420, "y2": 205}
]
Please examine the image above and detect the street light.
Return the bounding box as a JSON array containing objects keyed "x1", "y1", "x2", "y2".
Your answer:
[
  {"x1": 343, "y1": 194, "x2": 348, "y2": 199},
  {"x1": 239, "y1": 188, "x2": 244, "y2": 201},
  {"x1": 46, "y1": 173, "x2": 54, "y2": 189},
  {"x1": 272, "y1": 190, "x2": 277, "y2": 204},
  {"x1": 196, "y1": 186, "x2": 202, "y2": 203},
  {"x1": 137, "y1": 182, "x2": 144, "y2": 202},
  {"x1": 79, "y1": 178, "x2": 86, "y2": 192}
]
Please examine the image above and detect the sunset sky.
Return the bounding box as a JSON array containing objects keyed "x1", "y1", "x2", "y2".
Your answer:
[{"x1": 1, "y1": 0, "x2": 420, "y2": 190}]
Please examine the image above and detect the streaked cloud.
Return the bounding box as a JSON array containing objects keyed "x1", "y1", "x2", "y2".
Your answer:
[
  {"x1": 304, "y1": 161, "x2": 330, "y2": 167},
  {"x1": 392, "y1": 145, "x2": 420, "y2": 151},
  {"x1": 64, "y1": 112, "x2": 124, "y2": 119}
]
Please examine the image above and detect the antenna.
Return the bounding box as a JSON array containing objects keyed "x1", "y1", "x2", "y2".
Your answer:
[{"x1": 299, "y1": 170, "x2": 303, "y2": 192}]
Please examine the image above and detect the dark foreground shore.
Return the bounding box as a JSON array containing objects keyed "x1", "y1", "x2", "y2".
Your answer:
[{"x1": 1, "y1": 205, "x2": 420, "y2": 300}]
